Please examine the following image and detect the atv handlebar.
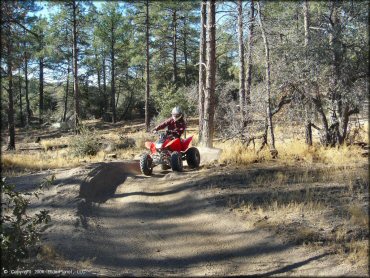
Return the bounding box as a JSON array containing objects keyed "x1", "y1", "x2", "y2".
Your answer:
[
  {"x1": 152, "y1": 130, "x2": 181, "y2": 140},
  {"x1": 152, "y1": 129, "x2": 175, "y2": 135}
]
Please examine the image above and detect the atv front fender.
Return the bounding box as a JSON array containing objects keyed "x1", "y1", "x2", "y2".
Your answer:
[
  {"x1": 145, "y1": 141, "x2": 156, "y2": 154},
  {"x1": 181, "y1": 136, "x2": 193, "y2": 152},
  {"x1": 163, "y1": 138, "x2": 182, "y2": 152}
]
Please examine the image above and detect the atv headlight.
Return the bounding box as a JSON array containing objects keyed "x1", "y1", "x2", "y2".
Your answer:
[{"x1": 155, "y1": 142, "x2": 162, "y2": 149}]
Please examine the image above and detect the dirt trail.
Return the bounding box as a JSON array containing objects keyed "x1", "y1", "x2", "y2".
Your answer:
[{"x1": 8, "y1": 161, "x2": 365, "y2": 276}]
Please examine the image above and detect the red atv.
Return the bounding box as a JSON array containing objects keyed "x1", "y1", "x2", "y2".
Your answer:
[{"x1": 140, "y1": 130, "x2": 200, "y2": 176}]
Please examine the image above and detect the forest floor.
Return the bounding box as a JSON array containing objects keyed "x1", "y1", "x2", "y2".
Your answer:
[{"x1": 2, "y1": 119, "x2": 369, "y2": 276}]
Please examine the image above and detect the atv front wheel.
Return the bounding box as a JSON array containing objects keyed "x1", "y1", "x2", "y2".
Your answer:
[
  {"x1": 171, "y1": 151, "x2": 183, "y2": 172},
  {"x1": 186, "y1": 147, "x2": 200, "y2": 168},
  {"x1": 140, "y1": 154, "x2": 153, "y2": 175}
]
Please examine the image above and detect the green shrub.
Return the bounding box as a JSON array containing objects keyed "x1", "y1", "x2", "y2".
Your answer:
[
  {"x1": 152, "y1": 83, "x2": 195, "y2": 123},
  {"x1": 1, "y1": 178, "x2": 52, "y2": 270},
  {"x1": 69, "y1": 126, "x2": 100, "y2": 157}
]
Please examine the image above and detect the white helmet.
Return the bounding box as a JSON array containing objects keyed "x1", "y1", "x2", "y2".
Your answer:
[{"x1": 171, "y1": 106, "x2": 183, "y2": 121}]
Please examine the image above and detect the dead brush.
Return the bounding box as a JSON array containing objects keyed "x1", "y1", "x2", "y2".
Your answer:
[
  {"x1": 273, "y1": 171, "x2": 288, "y2": 186},
  {"x1": 40, "y1": 137, "x2": 69, "y2": 151},
  {"x1": 276, "y1": 140, "x2": 320, "y2": 164},
  {"x1": 316, "y1": 145, "x2": 365, "y2": 166},
  {"x1": 264, "y1": 198, "x2": 324, "y2": 215},
  {"x1": 215, "y1": 141, "x2": 266, "y2": 165},
  {"x1": 215, "y1": 139, "x2": 366, "y2": 166},
  {"x1": 2, "y1": 150, "x2": 107, "y2": 171},
  {"x1": 133, "y1": 131, "x2": 155, "y2": 149},
  {"x1": 38, "y1": 244, "x2": 58, "y2": 260},
  {"x1": 348, "y1": 205, "x2": 369, "y2": 228},
  {"x1": 215, "y1": 135, "x2": 368, "y2": 268},
  {"x1": 345, "y1": 171, "x2": 368, "y2": 193},
  {"x1": 346, "y1": 240, "x2": 369, "y2": 266},
  {"x1": 115, "y1": 148, "x2": 137, "y2": 160},
  {"x1": 293, "y1": 226, "x2": 321, "y2": 245}
]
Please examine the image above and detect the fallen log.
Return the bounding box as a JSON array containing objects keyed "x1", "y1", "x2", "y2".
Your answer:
[{"x1": 18, "y1": 146, "x2": 44, "y2": 151}]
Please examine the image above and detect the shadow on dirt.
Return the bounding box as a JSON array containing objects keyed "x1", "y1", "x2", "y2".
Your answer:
[
  {"x1": 79, "y1": 161, "x2": 141, "y2": 203},
  {"x1": 60, "y1": 173, "x2": 331, "y2": 275},
  {"x1": 260, "y1": 253, "x2": 329, "y2": 276},
  {"x1": 76, "y1": 199, "x2": 94, "y2": 229},
  {"x1": 192, "y1": 165, "x2": 368, "y2": 209},
  {"x1": 42, "y1": 162, "x2": 367, "y2": 275},
  {"x1": 76, "y1": 161, "x2": 142, "y2": 228}
]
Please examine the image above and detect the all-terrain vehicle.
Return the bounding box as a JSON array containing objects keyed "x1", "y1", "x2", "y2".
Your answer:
[{"x1": 139, "y1": 130, "x2": 200, "y2": 176}]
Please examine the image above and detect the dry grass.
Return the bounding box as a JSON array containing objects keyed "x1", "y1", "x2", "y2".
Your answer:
[
  {"x1": 2, "y1": 149, "x2": 107, "y2": 172},
  {"x1": 130, "y1": 131, "x2": 156, "y2": 149},
  {"x1": 234, "y1": 194, "x2": 369, "y2": 266},
  {"x1": 225, "y1": 162, "x2": 369, "y2": 267},
  {"x1": 215, "y1": 141, "x2": 266, "y2": 165},
  {"x1": 348, "y1": 205, "x2": 369, "y2": 228},
  {"x1": 1, "y1": 126, "x2": 153, "y2": 173},
  {"x1": 216, "y1": 139, "x2": 366, "y2": 167},
  {"x1": 38, "y1": 244, "x2": 59, "y2": 260},
  {"x1": 346, "y1": 240, "x2": 369, "y2": 266},
  {"x1": 2, "y1": 119, "x2": 367, "y2": 176},
  {"x1": 36, "y1": 243, "x2": 92, "y2": 271},
  {"x1": 40, "y1": 137, "x2": 70, "y2": 151},
  {"x1": 216, "y1": 149, "x2": 368, "y2": 269}
]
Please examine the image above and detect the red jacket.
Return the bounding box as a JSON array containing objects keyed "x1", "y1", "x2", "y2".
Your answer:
[{"x1": 154, "y1": 117, "x2": 186, "y2": 138}]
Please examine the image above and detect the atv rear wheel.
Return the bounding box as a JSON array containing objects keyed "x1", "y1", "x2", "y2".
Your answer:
[
  {"x1": 140, "y1": 154, "x2": 153, "y2": 175},
  {"x1": 186, "y1": 147, "x2": 200, "y2": 169},
  {"x1": 171, "y1": 151, "x2": 183, "y2": 172}
]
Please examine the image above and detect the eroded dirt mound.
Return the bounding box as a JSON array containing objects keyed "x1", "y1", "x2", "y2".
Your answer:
[{"x1": 79, "y1": 161, "x2": 141, "y2": 202}]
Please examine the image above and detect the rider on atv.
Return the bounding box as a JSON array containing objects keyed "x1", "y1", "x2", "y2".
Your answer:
[
  {"x1": 140, "y1": 106, "x2": 199, "y2": 175},
  {"x1": 153, "y1": 106, "x2": 186, "y2": 138}
]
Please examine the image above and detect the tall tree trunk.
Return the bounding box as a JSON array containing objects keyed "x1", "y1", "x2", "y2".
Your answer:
[
  {"x1": 237, "y1": 0, "x2": 246, "y2": 130},
  {"x1": 94, "y1": 48, "x2": 103, "y2": 116},
  {"x1": 312, "y1": 93, "x2": 331, "y2": 146},
  {"x1": 341, "y1": 105, "x2": 350, "y2": 141},
  {"x1": 39, "y1": 57, "x2": 44, "y2": 125},
  {"x1": 245, "y1": 0, "x2": 254, "y2": 105},
  {"x1": 172, "y1": 9, "x2": 178, "y2": 86},
  {"x1": 183, "y1": 18, "x2": 188, "y2": 86},
  {"x1": 329, "y1": 1, "x2": 342, "y2": 145},
  {"x1": 198, "y1": 0, "x2": 207, "y2": 143},
  {"x1": 6, "y1": 25, "x2": 15, "y2": 150},
  {"x1": 72, "y1": 0, "x2": 80, "y2": 131},
  {"x1": 110, "y1": 21, "x2": 116, "y2": 123},
  {"x1": 102, "y1": 57, "x2": 108, "y2": 115},
  {"x1": 303, "y1": 0, "x2": 312, "y2": 146},
  {"x1": 115, "y1": 79, "x2": 121, "y2": 110},
  {"x1": 63, "y1": 57, "x2": 71, "y2": 122},
  {"x1": 257, "y1": 2, "x2": 277, "y2": 157},
  {"x1": 18, "y1": 69, "x2": 24, "y2": 127},
  {"x1": 24, "y1": 47, "x2": 31, "y2": 126},
  {"x1": 95, "y1": 52, "x2": 103, "y2": 117},
  {"x1": 201, "y1": 0, "x2": 216, "y2": 148},
  {"x1": 145, "y1": 0, "x2": 150, "y2": 132}
]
